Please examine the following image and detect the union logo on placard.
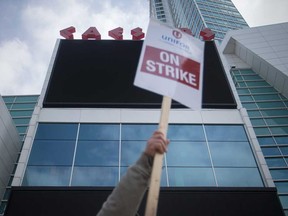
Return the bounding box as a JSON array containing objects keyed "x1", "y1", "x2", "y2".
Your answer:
[{"x1": 172, "y1": 30, "x2": 182, "y2": 39}]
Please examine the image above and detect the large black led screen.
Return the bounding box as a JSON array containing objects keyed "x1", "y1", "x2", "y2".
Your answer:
[{"x1": 43, "y1": 40, "x2": 236, "y2": 109}]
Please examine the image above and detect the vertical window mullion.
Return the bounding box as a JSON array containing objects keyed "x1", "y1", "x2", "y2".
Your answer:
[
  {"x1": 69, "y1": 123, "x2": 81, "y2": 186},
  {"x1": 202, "y1": 124, "x2": 218, "y2": 186},
  {"x1": 119, "y1": 123, "x2": 122, "y2": 182}
]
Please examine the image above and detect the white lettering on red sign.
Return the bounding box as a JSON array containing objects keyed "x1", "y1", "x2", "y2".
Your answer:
[{"x1": 140, "y1": 46, "x2": 200, "y2": 89}]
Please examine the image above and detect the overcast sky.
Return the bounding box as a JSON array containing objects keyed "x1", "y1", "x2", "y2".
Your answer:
[{"x1": 0, "y1": 0, "x2": 288, "y2": 95}]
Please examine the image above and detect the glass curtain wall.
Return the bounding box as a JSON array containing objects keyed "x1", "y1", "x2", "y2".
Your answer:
[
  {"x1": 230, "y1": 68, "x2": 288, "y2": 214},
  {"x1": 159, "y1": 0, "x2": 248, "y2": 41},
  {"x1": 1, "y1": 95, "x2": 39, "y2": 214},
  {"x1": 23, "y1": 123, "x2": 263, "y2": 188}
]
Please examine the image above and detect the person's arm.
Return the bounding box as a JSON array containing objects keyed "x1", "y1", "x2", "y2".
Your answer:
[{"x1": 97, "y1": 131, "x2": 169, "y2": 216}]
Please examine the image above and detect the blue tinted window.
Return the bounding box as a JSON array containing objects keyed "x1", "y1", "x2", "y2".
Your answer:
[
  {"x1": 168, "y1": 125, "x2": 205, "y2": 141},
  {"x1": 16, "y1": 126, "x2": 28, "y2": 134},
  {"x1": 275, "y1": 182, "x2": 288, "y2": 193},
  {"x1": 209, "y1": 142, "x2": 256, "y2": 167},
  {"x1": 79, "y1": 124, "x2": 119, "y2": 140},
  {"x1": 167, "y1": 142, "x2": 211, "y2": 166},
  {"x1": 72, "y1": 167, "x2": 118, "y2": 186},
  {"x1": 254, "y1": 127, "x2": 271, "y2": 136},
  {"x1": 28, "y1": 140, "x2": 75, "y2": 165},
  {"x1": 15, "y1": 96, "x2": 38, "y2": 102},
  {"x1": 279, "y1": 195, "x2": 288, "y2": 209},
  {"x1": 280, "y1": 147, "x2": 288, "y2": 155},
  {"x1": 2, "y1": 96, "x2": 15, "y2": 103},
  {"x1": 270, "y1": 126, "x2": 288, "y2": 135},
  {"x1": 205, "y1": 125, "x2": 247, "y2": 141},
  {"x1": 35, "y1": 123, "x2": 78, "y2": 140},
  {"x1": 12, "y1": 118, "x2": 30, "y2": 125},
  {"x1": 122, "y1": 124, "x2": 157, "y2": 140},
  {"x1": 12, "y1": 103, "x2": 36, "y2": 109},
  {"x1": 75, "y1": 141, "x2": 119, "y2": 166},
  {"x1": 23, "y1": 166, "x2": 71, "y2": 186},
  {"x1": 247, "y1": 110, "x2": 262, "y2": 117},
  {"x1": 10, "y1": 110, "x2": 33, "y2": 117},
  {"x1": 270, "y1": 169, "x2": 288, "y2": 179},
  {"x1": 168, "y1": 167, "x2": 216, "y2": 186},
  {"x1": 266, "y1": 158, "x2": 287, "y2": 167},
  {"x1": 258, "y1": 137, "x2": 275, "y2": 145},
  {"x1": 215, "y1": 168, "x2": 263, "y2": 187},
  {"x1": 275, "y1": 136, "x2": 288, "y2": 144},
  {"x1": 261, "y1": 147, "x2": 281, "y2": 156},
  {"x1": 121, "y1": 141, "x2": 146, "y2": 166}
]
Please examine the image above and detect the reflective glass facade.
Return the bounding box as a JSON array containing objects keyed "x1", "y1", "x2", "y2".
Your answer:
[
  {"x1": 1, "y1": 95, "x2": 39, "y2": 214},
  {"x1": 23, "y1": 123, "x2": 263, "y2": 187},
  {"x1": 231, "y1": 68, "x2": 288, "y2": 213},
  {"x1": 151, "y1": 0, "x2": 248, "y2": 41},
  {"x1": 2, "y1": 95, "x2": 39, "y2": 142}
]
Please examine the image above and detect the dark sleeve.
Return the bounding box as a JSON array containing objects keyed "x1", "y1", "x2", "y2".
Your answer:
[{"x1": 97, "y1": 153, "x2": 153, "y2": 216}]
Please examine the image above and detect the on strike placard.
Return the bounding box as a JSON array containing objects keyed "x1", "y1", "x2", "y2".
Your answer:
[{"x1": 134, "y1": 19, "x2": 204, "y2": 110}]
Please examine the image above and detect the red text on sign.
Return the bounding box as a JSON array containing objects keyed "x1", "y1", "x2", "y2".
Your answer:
[{"x1": 141, "y1": 46, "x2": 200, "y2": 89}]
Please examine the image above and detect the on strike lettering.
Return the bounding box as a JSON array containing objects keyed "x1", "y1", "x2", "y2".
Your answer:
[
  {"x1": 145, "y1": 59, "x2": 197, "y2": 87},
  {"x1": 141, "y1": 46, "x2": 200, "y2": 89}
]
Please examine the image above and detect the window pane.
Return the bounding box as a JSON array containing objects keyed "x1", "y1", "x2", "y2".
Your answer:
[
  {"x1": 242, "y1": 102, "x2": 258, "y2": 109},
  {"x1": 250, "y1": 119, "x2": 266, "y2": 126},
  {"x1": 266, "y1": 158, "x2": 287, "y2": 167},
  {"x1": 11, "y1": 103, "x2": 36, "y2": 109},
  {"x1": 215, "y1": 168, "x2": 263, "y2": 187},
  {"x1": 270, "y1": 127, "x2": 288, "y2": 135},
  {"x1": 257, "y1": 102, "x2": 285, "y2": 109},
  {"x1": 246, "y1": 81, "x2": 270, "y2": 87},
  {"x1": 2, "y1": 96, "x2": 15, "y2": 103},
  {"x1": 239, "y1": 95, "x2": 253, "y2": 101},
  {"x1": 275, "y1": 136, "x2": 288, "y2": 144},
  {"x1": 247, "y1": 110, "x2": 262, "y2": 117},
  {"x1": 79, "y1": 124, "x2": 119, "y2": 140},
  {"x1": 168, "y1": 125, "x2": 205, "y2": 141},
  {"x1": 261, "y1": 109, "x2": 288, "y2": 117},
  {"x1": 270, "y1": 169, "x2": 288, "y2": 179},
  {"x1": 10, "y1": 110, "x2": 33, "y2": 117},
  {"x1": 261, "y1": 147, "x2": 281, "y2": 156},
  {"x1": 35, "y1": 123, "x2": 78, "y2": 140},
  {"x1": 167, "y1": 142, "x2": 211, "y2": 166},
  {"x1": 279, "y1": 195, "x2": 288, "y2": 209},
  {"x1": 275, "y1": 182, "x2": 288, "y2": 193},
  {"x1": 258, "y1": 137, "x2": 275, "y2": 145},
  {"x1": 28, "y1": 140, "x2": 75, "y2": 165},
  {"x1": 254, "y1": 127, "x2": 271, "y2": 136},
  {"x1": 75, "y1": 141, "x2": 118, "y2": 166},
  {"x1": 266, "y1": 118, "x2": 288, "y2": 125},
  {"x1": 16, "y1": 126, "x2": 28, "y2": 134},
  {"x1": 205, "y1": 125, "x2": 247, "y2": 141},
  {"x1": 72, "y1": 167, "x2": 118, "y2": 186},
  {"x1": 121, "y1": 141, "x2": 146, "y2": 166},
  {"x1": 253, "y1": 94, "x2": 281, "y2": 101},
  {"x1": 237, "y1": 89, "x2": 250, "y2": 94},
  {"x1": 122, "y1": 124, "x2": 157, "y2": 140},
  {"x1": 12, "y1": 118, "x2": 30, "y2": 125},
  {"x1": 210, "y1": 142, "x2": 256, "y2": 167},
  {"x1": 249, "y1": 87, "x2": 277, "y2": 94},
  {"x1": 15, "y1": 96, "x2": 38, "y2": 102},
  {"x1": 280, "y1": 147, "x2": 288, "y2": 155},
  {"x1": 168, "y1": 167, "x2": 216, "y2": 186},
  {"x1": 23, "y1": 166, "x2": 71, "y2": 186}
]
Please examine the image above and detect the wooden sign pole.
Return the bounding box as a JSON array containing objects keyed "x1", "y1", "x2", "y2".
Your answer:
[{"x1": 145, "y1": 96, "x2": 172, "y2": 216}]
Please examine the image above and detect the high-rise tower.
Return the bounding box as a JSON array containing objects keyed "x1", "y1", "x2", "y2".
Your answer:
[{"x1": 150, "y1": 0, "x2": 248, "y2": 41}]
